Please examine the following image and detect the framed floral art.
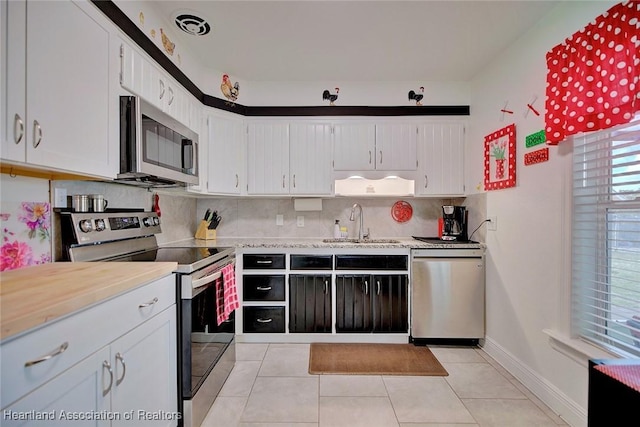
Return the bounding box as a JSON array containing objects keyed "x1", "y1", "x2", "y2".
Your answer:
[{"x1": 484, "y1": 123, "x2": 516, "y2": 191}]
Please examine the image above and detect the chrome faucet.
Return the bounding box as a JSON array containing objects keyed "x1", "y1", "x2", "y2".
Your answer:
[{"x1": 349, "y1": 203, "x2": 369, "y2": 240}]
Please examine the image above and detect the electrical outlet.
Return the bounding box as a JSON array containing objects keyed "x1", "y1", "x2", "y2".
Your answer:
[
  {"x1": 54, "y1": 188, "x2": 67, "y2": 208},
  {"x1": 276, "y1": 214, "x2": 284, "y2": 226},
  {"x1": 297, "y1": 216, "x2": 305, "y2": 227},
  {"x1": 488, "y1": 216, "x2": 497, "y2": 231}
]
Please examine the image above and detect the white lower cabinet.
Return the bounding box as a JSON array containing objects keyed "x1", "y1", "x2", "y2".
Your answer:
[
  {"x1": 110, "y1": 307, "x2": 177, "y2": 427},
  {"x1": 1, "y1": 275, "x2": 177, "y2": 426},
  {"x1": 3, "y1": 347, "x2": 111, "y2": 427}
]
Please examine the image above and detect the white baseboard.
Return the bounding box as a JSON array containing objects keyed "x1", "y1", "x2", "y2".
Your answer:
[{"x1": 482, "y1": 336, "x2": 587, "y2": 427}]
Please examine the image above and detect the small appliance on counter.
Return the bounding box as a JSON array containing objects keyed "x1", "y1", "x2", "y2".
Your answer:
[
  {"x1": 441, "y1": 205, "x2": 468, "y2": 241},
  {"x1": 412, "y1": 205, "x2": 474, "y2": 244}
]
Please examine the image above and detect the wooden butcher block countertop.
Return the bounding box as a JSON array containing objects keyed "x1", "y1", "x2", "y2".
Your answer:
[{"x1": 0, "y1": 262, "x2": 177, "y2": 341}]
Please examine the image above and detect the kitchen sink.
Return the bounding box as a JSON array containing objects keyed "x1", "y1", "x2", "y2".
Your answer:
[{"x1": 322, "y1": 238, "x2": 401, "y2": 244}]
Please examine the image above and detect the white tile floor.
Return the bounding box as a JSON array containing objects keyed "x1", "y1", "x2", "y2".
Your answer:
[{"x1": 201, "y1": 343, "x2": 568, "y2": 427}]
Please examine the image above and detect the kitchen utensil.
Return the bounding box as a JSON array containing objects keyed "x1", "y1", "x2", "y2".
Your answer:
[
  {"x1": 90, "y1": 194, "x2": 108, "y2": 212},
  {"x1": 204, "y1": 208, "x2": 211, "y2": 221},
  {"x1": 72, "y1": 195, "x2": 90, "y2": 212},
  {"x1": 153, "y1": 193, "x2": 161, "y2": 217}
]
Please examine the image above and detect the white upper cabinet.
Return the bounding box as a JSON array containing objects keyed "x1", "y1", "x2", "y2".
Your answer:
[
  {"x1": 416, "y1": 122, "x2": 465, "y2": 196},
  {"x1": 207, "y1": 113, "x2": 244, "y2": 194},
  {"x1": 2, "y1": 0, "x2": 119, "y2": 179},
  {"x1": 246, "y1": 121, "x2": 290, "y2": 195},
  {"x1": 120, "y1": 41, "x2": 191, "y2": 128},
  {"x1": 333, "y1": 123, "x2": 376, "y2": 170},
  {"x1": 289, "y1": 123, "x2": 333, "y2": 195},
  {"x1": 375, "y1": 123, "x2": 418, "y2": 170},
  {"x1": 333, "y1": 123, "x2": 417, "y2": 171}
]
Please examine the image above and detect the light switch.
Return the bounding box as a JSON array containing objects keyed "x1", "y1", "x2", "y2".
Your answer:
[
  {"x1": 297, "y1": 216, "x2": 304, "y2": 227},
  {"x1": 276, "y1": 214, "x2": 284, "y2": 226}
]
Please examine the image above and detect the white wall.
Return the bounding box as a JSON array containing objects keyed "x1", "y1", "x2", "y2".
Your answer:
[{"x1": 466, "y1": 2, "x2": 617, "y2": 426}]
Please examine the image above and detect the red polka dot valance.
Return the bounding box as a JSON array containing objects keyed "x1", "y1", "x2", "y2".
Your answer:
[{"x1": 545, "y1": 1, "x2": 640, "y2": 145}]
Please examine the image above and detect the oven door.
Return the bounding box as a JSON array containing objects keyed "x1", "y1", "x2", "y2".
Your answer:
[{"x1": 178, "y1": 258, "x2": 236, "y2": 427}]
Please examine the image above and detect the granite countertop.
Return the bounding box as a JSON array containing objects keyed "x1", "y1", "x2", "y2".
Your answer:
[
  {"x1": 163, "y1": 237, "x2": 485, "y2": 250},
  {"x1": 0, "y1": 262, "x2": 177, "y2": 341}
]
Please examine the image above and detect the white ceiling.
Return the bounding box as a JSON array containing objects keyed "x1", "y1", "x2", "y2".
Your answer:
[{"x1": 149, "y1": 0, "x2": 560, "y2": 82}]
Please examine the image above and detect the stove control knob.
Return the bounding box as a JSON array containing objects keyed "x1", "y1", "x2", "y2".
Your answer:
[
  {"x1": 79, "y1": 219, "x2": 93, "y2": 233},
  {"x1": 143, "y1": 217, "x2": 153, "y2": 227},
  {"x1": 153, "y1": 216, "x2": 160, "y2": 226},
  {"x1": 95, "y1": 219, "x2": 106, "y2": 232}
]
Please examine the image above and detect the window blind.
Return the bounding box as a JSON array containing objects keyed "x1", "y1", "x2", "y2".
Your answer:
[{"x1": 572, "y1": 114, "x2": 640, "y2": 357}]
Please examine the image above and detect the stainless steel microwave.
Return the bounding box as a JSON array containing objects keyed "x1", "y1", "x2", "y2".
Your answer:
[{"x1": 117, "y1": 96, "x2": 198, "y2": 187}]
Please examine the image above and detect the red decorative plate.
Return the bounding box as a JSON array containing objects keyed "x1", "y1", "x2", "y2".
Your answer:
[{"x1": 391, "y1": 201, "x2": 413, "y2": 223}]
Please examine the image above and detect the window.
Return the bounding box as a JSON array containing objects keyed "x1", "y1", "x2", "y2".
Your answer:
[{"x1": 572, "y1": 114, "x2": 640, "y2": 357}]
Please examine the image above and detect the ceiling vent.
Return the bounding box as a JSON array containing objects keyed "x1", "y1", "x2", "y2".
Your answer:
[{"x1": 174, "y1": 12, "x2": 211, "y2": 36}]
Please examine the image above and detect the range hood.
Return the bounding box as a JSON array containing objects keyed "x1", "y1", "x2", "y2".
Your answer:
[{"x1": 334, "y1": 176, "x2": 414, "y2": 197}]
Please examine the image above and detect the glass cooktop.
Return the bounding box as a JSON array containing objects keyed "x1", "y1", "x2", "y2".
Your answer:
[{"x1": 107, "y1": 246, "x2": 234, "y2": 273}]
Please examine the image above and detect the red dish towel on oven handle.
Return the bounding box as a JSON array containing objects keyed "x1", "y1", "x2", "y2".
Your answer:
[{"x1": 216, "y1": 263, "x2": 239, "y2": 326}]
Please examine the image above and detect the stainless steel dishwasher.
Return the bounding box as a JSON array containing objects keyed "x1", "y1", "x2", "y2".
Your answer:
[{"x1": 411, "y1": 248, "x2": 485, "y2": 344}]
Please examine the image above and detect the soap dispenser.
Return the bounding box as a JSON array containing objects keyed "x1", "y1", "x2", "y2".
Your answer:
[{"x1": 334, "y1": 219, "x2": 341, "y2": 238}]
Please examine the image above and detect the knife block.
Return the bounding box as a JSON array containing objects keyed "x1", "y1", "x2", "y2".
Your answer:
[{"x1": 195, "y1": 220, "x2": 217, "y2": 240}]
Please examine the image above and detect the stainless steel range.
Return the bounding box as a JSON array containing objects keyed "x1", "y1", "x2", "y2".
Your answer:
[{"x1": 57, "y1": 210, "x2": 236, "y2": 427}]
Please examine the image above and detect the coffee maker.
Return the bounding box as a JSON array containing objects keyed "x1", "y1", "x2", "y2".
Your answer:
[{"x1": 442, "y1": 205, "x2": 468, "y2": 241}]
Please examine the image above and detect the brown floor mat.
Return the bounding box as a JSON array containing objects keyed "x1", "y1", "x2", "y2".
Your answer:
[{"x1": 309, "y1": 343, "x2": 448, "y2": 376}]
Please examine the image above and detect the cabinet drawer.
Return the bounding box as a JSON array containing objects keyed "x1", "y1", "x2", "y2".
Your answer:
[
  {"x1": 243, "y1": 307, "x2": 285, "y2": 333},
  {"x1": 290, "y1": 255, "x2": 333, "y2": 270},
  {"x1": 243, "y1": 254, "x2": 286, "y2": 269},
  {"x1": 335, "y1": 255, "x2": 408, "y2": 270},
  {"x1": 0, "y1": 274, "x2": 175, "y2": 408},
  {"x1": 243, "y1": 275, "x2": 285, "y2": 301}
]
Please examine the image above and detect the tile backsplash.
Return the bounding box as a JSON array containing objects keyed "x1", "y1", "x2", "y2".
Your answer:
[
  {"x1": 196, "y1": 194, "x2": 487, "y2": 242},
  {"x1": 0, "y1": 178, "x2": 488, "y2": 262}
]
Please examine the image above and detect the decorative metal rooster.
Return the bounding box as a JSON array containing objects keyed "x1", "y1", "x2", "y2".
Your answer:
[
  {"x1": 323, "y1": 88, "x2": 339, "y2": 106},
  {"x1": 408, "y1": 86, "x2": 424, "y2": 106}
]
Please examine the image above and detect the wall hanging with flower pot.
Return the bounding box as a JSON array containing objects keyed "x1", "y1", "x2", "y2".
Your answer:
[{"x1": 484, "y1": 123, "x2": 516, "y2": 191}]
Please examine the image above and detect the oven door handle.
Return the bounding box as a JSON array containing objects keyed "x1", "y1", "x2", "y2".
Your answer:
[{"x1": 192, "y1": 270, "x2": 223, "y2": 289}]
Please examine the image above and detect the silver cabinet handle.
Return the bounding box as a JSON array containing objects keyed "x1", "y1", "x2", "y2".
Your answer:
[
  {"x1": 324, "y1": 280, "x2": 329, "y2": 294},
  {"x1": 235, "y1": 174, "x2": 239, "y2": 188},
  {"x1": 379, "y1": 150, "x2": 383, "y2": 165},
  {"x1": 256, "y1": 318, "x2": 273, "y2": 323},
  {"x1": 282, "y1": 174, "x2": 286, "y2": 188},
  {"x1": 376, "y1": 280, "x2": 381, "y2": 295},
  {"x1": 168, "y1": 87, "x2": 174, "y2": 105},
  {"x1": 424, "y1": 175, "x2": 429, "y2": 189},
  {"x1": 256, "y1": 286, "x2": 272, "y2": 291},
  {"x1": 138, "y1": 297, "x2": 158, "y2": 308},
  {"x1": 368, "y1": 150, "x2": 372, "y2": 164},
  {"x1": 115, "y1": 352, "x2": 126, "y2": 386},
  {"x1": 103, "y1": 360, "x2": 113, "y2": 396},
  {"x1": 24, "y1": 342, "x2": 69, "y2": 367},
  {"x1": 14, "y1": 114, "x2": 24, "y2": 144},
  {"x1": 159, "y1": 79, "x2": 165, "y2": 100},
  {"x1": 32, "y1": 120, "x2": 42, "y2": 148},
  {"x1": 293, "y1": 174, "x2": 296, "y2": 188},
  {"x1": 364, "y1": 280, "x2": 369, "y2": 295},
  {"x1": 256, "y1": 260, "x2": 272, "y2": 264}
]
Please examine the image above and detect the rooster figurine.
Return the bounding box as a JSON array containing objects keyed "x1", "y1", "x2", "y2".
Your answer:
[
  {"x1": 159, "y1": 28, "x2": 175, "y2": 56},
  {"x1": 408, "y1": 86, "x2": 424, "y2": 106},
  {"x1": 323, "y1": 88, "x2": 340, "y2": 106},
  {"x1": 220, "y1": 74, "x2": 240, "y2": 105}
]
